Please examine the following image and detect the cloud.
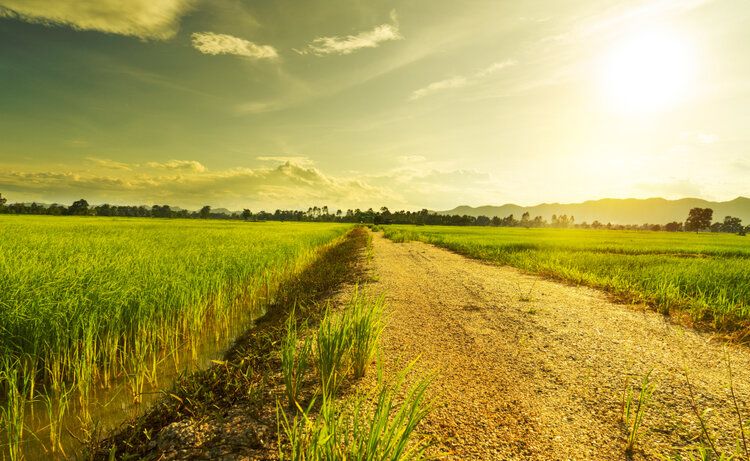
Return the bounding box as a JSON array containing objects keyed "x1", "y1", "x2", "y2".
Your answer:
[
  {"x1": 410, "y1": 60, "x2": 516, "y2": 100},
  {"x1": 397, "y1": 155, "x2": 427, "y2": 164},
  {"x1": 191, "y1": 32, "x2": 278, "y2": 59},
  {"x1": 0, "y1": 0, "x2": 193, "y2": 40},
  {"x1": 86, "y1": 157, "x2": 132, "y2": 171},
  {"x1": 360, "y1": 165, "x2": 508, "y2": 210},
  {"x1": 0, "y1": 161, "x2": 393, "y2": 210},
  {"x1": 297, "y1": 12, "x2": 402, "y2": 56},
  {"x1": 257, "y1": 156, "x2": 315, "y2": 166},
  {"x1": 145, "y1": 159, "x2": 206, "y2": 173},
  {"x1": 410, "y1": 77, "x2": 468, "y2": 101}
]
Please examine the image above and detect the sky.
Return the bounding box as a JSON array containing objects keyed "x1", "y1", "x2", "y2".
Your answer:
[{"x1": 1, "y1": 0, "x2": 749, "y2": 211}]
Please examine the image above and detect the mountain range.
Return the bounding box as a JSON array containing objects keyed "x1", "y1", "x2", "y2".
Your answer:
[{"x1": 439, "y1": 197, "x2": 750, "y2": 225}]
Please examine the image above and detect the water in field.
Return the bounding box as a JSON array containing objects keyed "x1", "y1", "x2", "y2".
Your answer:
[{"x1": 11, "y1": 303, "x2": 265, "y2": 460}]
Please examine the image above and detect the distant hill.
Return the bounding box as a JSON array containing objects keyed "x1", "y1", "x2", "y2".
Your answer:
[{"x1": 439, "y1": 197, "x2": 750, "y2": 225}]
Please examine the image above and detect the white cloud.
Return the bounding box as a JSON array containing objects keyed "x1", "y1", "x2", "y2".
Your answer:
[
  {"x1": 0, "y1": 0, "x2": 193, "y2": 40},
  {"x1": 0, "y1": 161, "x2": 394, "y2": 210},
  {"x1": 86, "y1": 157, "x2": 133, "y2": 171},
  {"x1": 145, "y1": 159, "x2": 206, "y2": 173},
  {"x1": 410, "y1": 59, "x2": 517, "y2": 100},
  {"x1": 297, "y1": 12, "x2": 402, "y2": 56},
  {"x1": 397, "y1": 155, "x2": 427, "y2": 164},
  {"x1": 410, "y1": 77, "x2": 468, "y2": 101},
  {"x1": 191, "y1": 32, "x2": 278, "y2": 59},
  {"x1": 475, "y1": 60, "x2": 517, "y2": 78},
  {"x1": 257, "y1": 156, "x2": 315, "y2": 166}
]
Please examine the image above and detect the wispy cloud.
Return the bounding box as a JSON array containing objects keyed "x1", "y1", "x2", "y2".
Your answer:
[
  {"x1": 86, "y1": 157, "x2": 132, "y2": 171},
  {"x1": 145, "y1": 159, "x2": 206, "y2": 173},
  {"x1": 297, "y1": 11, "x2": 402, "y2": 56},
  {"x1": 410, "y1": 59, "x2": 516, "y2": 100},
  {"x1": 410, "y1": 77, "x2": 468, "y2": 101},
  {"x1": 191, "y1": 32, "x2": 278, "y2": 59},
  {"x1": 257, "y1": 156, "x2": 315, "y2": 166},
  {"x1": 0, "y1": 0, "x2": 194, "y2": 40}
]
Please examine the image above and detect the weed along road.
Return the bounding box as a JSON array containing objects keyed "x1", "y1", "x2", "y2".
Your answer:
[{"x1": 367, "y1": 231, "x2": 750, "y2": 460}]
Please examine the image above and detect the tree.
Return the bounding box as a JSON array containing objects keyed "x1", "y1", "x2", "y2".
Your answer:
[
  {"x1": 476, "y1": 215, "x2": 491, "y2": 226},
  {"x1": 685, "y1": 208, "x2": 713, "y2": 232},
  {"x1": 720, "y1": 216, "x2": 743, "y2": 234},
  {"x1": 520, "y1": 212, "x2": 531, "y2": 228},
  {"x1": 241, "y1": 209, "x2": 252, "y2": 221},
  {"x1": 0, "y1": 193, "x2": 6, "y2": 206},
  {"x1": 199, "y1": 205, "x2": 211, "y2": 219},
  {"x1": 68, "y1": 199, "x2": 90, "y2": 216},
  {"x1": 150, "y1": 204, "x2": 172, "y2": 218},
  {"x1": 664, "y1": 221, "x2": 683, "y2": 232}
]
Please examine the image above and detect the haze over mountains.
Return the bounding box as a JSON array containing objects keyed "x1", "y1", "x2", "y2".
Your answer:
[{"x1": 440, "y1": 197, "x2": 750, "y2": 225}]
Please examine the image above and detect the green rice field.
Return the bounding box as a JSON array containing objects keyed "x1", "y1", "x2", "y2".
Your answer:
[
  {"x1": 0, "y1": 216, "x2": 350, "y2": 458},
  {"x1": 382, "y1": 226, "x2": 750, "y2": 331}
]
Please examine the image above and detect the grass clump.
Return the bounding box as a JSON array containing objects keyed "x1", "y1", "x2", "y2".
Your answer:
[
  {"x1": 316, "y1": 306, "x2": 354, "y2": 398},
  {"x1": 278, "y1": 365, "x2": 431, "y2": 461},
  {"x1": 668, "y1": 359, "x2": 749, "y2": 461},
  {"x1": 281, "y1": 309, "x2": 313, "y2": 410},
  {"x1": 622, "y1": 370, "x2": 656, "y2": 454},
  {"x1": 349, "y1": 288, "x2": 385, "y2": 379},
  {"x1": 316, "y1": 287, "x2": 385, "y2": 396}
]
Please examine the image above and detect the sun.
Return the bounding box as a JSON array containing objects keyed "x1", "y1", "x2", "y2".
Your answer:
[{"x1": 598, "y1": 28, "x2": 696, "y2": 115}]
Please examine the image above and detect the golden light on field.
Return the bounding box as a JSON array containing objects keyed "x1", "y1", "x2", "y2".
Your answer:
[{"x1": 598, "y1": 28, "x2": 696, "y2": 115}]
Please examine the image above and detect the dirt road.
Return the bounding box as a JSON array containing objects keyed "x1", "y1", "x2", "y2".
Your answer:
[{"x1": 367, "y1": 233, "x2": 750, "y2": 460}]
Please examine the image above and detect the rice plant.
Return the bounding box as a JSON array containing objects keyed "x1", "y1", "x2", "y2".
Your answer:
[
  {"x1": 281, "y1": 310, "x2": 313, "y2": 410},
  {"x1": 0, "y1": 216, "x2": 350, "y2": 458},
  {"x1": 348, "y1": 288, "x2": 385, "y2": 379},
  {"x1": 278, "y1": 365, "x2": 432, "y2": 461},
  {"x1": 316, "y1": 306, "x2": 353, "y2": 398},
  {"x1": 0, "y1": 358, "x2": 30, "y2": 461},
  {"x1": 622, "y1": 370, "x2": 656, "y2": 454}
]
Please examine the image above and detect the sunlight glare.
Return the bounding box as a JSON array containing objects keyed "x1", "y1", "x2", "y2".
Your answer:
[{"x1": 598, "y1": 28, "x2": 695, "y2": 115}]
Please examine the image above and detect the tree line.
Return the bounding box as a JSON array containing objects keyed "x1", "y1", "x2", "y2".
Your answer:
[{"x1": 0, "y1": 194, "x2": 746, "y2": 234}]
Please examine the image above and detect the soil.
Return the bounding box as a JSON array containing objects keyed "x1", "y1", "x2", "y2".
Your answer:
[{"x1": 365, "y1": 232, "x2": 750, "y2": 460}]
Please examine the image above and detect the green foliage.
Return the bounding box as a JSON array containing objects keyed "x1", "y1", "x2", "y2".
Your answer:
[
  {"x1": 278, "y1": 366, "x2": 431, "y2": 461},
  {"x1": 348, "y1": 288, "x2": 385, "y2": 379},
  {"x1": 668, "y1": 360, "x2": 750, "y2": 461},
  {"x1": 316, "y1": 306, "x2": 354, "y2": 397},
  {"x1": 622, "y1": 371, "x2": 656, "y2": 454},
  {"x1": 685, "y1": 208, "x2": 713, "y2": 232},
  {"x1": 0, "y1": 216, "x2": 350, "y2": 458},
  {"x1": 382, "y1": 226, "x2": 750, "y2": 330},
  {"x1": 281, "y1": 310, "x2": 313, "y2": 409}
]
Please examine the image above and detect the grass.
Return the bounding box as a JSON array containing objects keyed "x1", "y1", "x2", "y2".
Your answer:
[
  {"x1": 0, "y1": 215, "x2": 350, "y2": 458},
  {"x1": 278, "y1": 368, "x2": 431, "y2": 461},
  {"x1": 90, "y1": 225, "x2": 369, "y2": 459},
  {"x1": 281, "y1": 310, "x2": 313, "y2": 409},
  {"x1": 670, "y1": 359, "x2": 750, "y2": 461},
  {"x1": 278, "y1": 285, "x2": 429, "y2": 461},
  {"x1": 348, "y1": 289, "x2": 385, "y2": 380},
  {"x1": 622, "y1": 370, "x2": 656, "y2": 455},
  {"x1": 315, "y1": 288, "x2": 385, "y2": 397},
  {"x1": 316, "y1": 305, "x2": 355, "y2": 398},
  {"x1": 381, "y1": 226, "x2": 750, "y2": 332}
]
